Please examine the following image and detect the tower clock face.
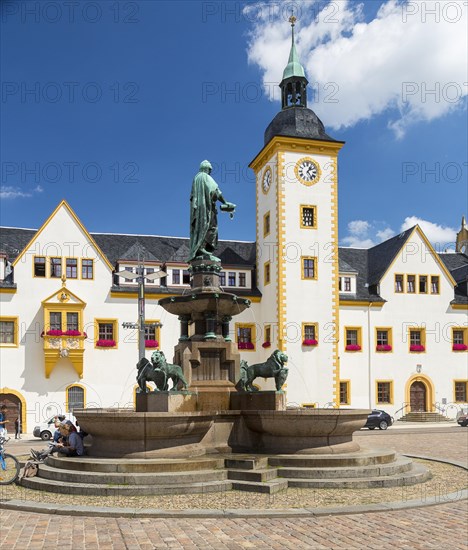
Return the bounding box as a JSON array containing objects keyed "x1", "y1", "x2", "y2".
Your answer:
[
  {"x1": 262, "y1": 168, "x2": 272, "y2": 194},
  {"x1": 295, "y1": 158, "x2": 321, "y2": 186}
]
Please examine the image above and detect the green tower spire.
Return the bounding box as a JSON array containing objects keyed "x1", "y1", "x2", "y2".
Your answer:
[{"x1": 282, "y1": 15, "x2": 306, "y2": 80}]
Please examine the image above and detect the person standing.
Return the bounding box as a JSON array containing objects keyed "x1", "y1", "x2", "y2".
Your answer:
[
  {"x1": 14, "y1": 416, "x2": 21, "y2": 439},
  {"x1": 0, "y1": 405, "x2": 9, "y2": 437}
]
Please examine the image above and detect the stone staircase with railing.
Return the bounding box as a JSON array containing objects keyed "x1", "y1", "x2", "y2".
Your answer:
[{"x1": 398, "y1": 411, "x2": 453, "y2": 422}]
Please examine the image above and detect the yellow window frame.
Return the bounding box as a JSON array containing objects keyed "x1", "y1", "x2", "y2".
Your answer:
[{"x1": 0, "y1": 316, "x2": 19, "y2": 347}]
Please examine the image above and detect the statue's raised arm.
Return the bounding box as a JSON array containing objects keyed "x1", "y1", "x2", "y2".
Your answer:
[{"x1": 188, "y1": 160, "x2": 236, "y2": 262}]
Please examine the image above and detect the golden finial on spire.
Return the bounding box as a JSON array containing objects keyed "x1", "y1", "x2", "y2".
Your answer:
[
  {"x1": 61, "y1": 274, "x2": 66, "y2": 287},
  {"x1": 289, "y1": 14, "x2": 297, "y2": 27}
]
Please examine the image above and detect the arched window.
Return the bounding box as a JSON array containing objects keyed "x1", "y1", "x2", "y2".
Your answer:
[{"x1": 66, "y1": 385, "x2": 85, "y2": 412}]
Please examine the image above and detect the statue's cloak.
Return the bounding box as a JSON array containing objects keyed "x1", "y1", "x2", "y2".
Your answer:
[{"x1": 188, "y1": 171, "x2": 220, "y2": 261}]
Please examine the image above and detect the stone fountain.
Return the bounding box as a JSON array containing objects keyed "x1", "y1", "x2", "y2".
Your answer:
[{"x1": 36, "y1": 160, "x2": 428, "y2": 495}]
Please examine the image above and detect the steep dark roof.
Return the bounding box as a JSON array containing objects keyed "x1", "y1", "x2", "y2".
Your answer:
[
  {"x1": 0, "y1": 227, "x2": 36, "y2": 259},
  {"x1": 264, "y1": 107, "x2": 341, "y2": 146},
  {"x1": 338, "y1": 247, "x2": 384, "y2": 303},
  {"x1": 439, "y1": 253, "x2": 468, "y2": 283},
  {"x1": 0, "y1": 227, "x2": 256, "y2": 267},
  {"x1": 367, "y1": 227, "x2": 414, "y2": 286}
]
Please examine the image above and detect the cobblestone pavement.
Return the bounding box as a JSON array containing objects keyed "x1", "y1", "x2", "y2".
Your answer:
[{"x1": 1, "y1": 426, "x2": 467, "y2": 549}]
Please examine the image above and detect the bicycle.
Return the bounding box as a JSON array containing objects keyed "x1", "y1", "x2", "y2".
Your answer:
[{"x1": 0, "y1": 436, "x2": 20, "y2": 484}]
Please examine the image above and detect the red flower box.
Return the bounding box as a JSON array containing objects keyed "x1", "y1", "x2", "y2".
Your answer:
[
  {"x1": 46, "y1": 330, "x2": 63, "y2": 336},
  {"x1": 238, "y1": 342, "x2": 254, "y2": 350},
  {"x1": 346, "y1": 344, "x2": 361, "y2": 351},
  {"x1": 96, "y1": 339, "x2": 116, "y2": 348},
  {"x1": 303, "y1": 339, "x2": 318, "y2": 346},
  {"x1": 452, "y1": 343, "x2": 467, "y2": 351},
  {"x1": 410, "y1": 345, "x2": 425, "y2": 352},
  {"x1": 376, "y1": 344, "x2": 392, "y2": 352},
  {"x1": 64, "y1": 330, "x2": 81, "y2": 336},
  {"x1": 262, "y1": 342, "x2": 271, "y2": 348},
  {"x1": 145, "y1": 339, "x2": 159, "y2": 348}
]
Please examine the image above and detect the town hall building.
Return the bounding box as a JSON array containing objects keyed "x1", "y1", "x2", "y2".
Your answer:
[{"x1": 1, "y1": 24, "x2": 467, "y2": 432}]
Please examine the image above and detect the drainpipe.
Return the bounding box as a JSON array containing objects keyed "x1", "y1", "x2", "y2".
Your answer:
[{"x1": 367, "y1": 302, "x2": 373, "y2": 409}]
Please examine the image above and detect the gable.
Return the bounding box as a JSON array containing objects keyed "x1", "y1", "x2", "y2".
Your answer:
[
  {"x1": 12, "y1": 200, "x2": 113, "y2": 272},
  {"x1": 380, "y1": 227, "x2": 455, "y2": 288}
]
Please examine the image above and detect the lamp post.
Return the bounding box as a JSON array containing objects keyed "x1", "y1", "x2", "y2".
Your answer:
[{"x1": 120, "y1": 264, "x2": 166, "y2": 361}]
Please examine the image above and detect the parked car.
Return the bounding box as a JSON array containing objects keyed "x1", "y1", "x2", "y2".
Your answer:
[
  {"x1": 33, "y1": 413, "x2": 76, "y2": 440},
  {"x1": 364, "y1": 410, "x2": 393, "y2": 430},
  {"x1": 457, "y1": 414, "x2": 468, "y2": 427}
]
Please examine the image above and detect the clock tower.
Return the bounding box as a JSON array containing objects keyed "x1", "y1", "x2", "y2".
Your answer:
[{"x1": 249, "y1": 17, "x2": 345, "y2": 406}]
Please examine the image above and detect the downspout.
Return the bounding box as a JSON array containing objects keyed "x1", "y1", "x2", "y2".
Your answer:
[{"x1": 368, "y1": 302, "x2": 373, "y2": 409}]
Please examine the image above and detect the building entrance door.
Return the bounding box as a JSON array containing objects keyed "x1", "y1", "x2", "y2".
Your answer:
[
  {"x1": 410, "y1": 381, "x2": 427, "y2": 412},
  {"x1": 0, "y1": 393, "x2": 22, "y2": 434}
]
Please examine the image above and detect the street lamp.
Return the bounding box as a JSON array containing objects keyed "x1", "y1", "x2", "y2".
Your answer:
[{"x1": 119, "y1": 266, "x2": 166, "y2": 361}]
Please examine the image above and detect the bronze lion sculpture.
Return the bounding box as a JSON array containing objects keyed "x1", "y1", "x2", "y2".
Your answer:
[
  {"x1": 150, "y1": 350, "x2": 189, "y2": 391},
  {"x1": 136, "y1": 351, "x2": 188, "y2": 392},
  {"x1": 236, "y1": 349, "x2": 288, "y2": 392}
]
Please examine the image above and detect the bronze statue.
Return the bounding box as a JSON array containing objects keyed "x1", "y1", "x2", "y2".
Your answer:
[
  {"x1": 236, "y1": 350, "x2": 289, "y2": 392},
  {"x1": 188, "y1": 160, "x2": 236, "y2": 262},
  {"x1": 136, "y1": 351, "x2": 188, "y2": 392}
]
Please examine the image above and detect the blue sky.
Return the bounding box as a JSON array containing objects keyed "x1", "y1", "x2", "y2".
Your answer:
[{"x1": 1, "y1": 0, "x2": 467, "y2": 251}]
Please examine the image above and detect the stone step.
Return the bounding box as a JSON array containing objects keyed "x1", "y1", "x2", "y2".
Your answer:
[
  {"x1": 38, "y1": 464, "x2": 227, "y2": 485},
  {"x1": 231, "y1": 479, "x2": 288, "y2": 494},
  {"x1": 227, "y1": 468, "x2": 278, "y2": 482},
  {"x1": 224, "y1": 457, "x2": 269, "y2": 470},
  {"x1": 21, "y1": 476, "x2": 233, "y2": 496},
  {"x1": 286, "y1": 463, "x2": 431, "y2": 489},
  {"x1": 46, "y1": 455, "x2": 225, "y2": 473},
  {"x1": 268, "y1": 449, "x2": 396, "y2": 468},
  {"x1": 399, "y1": 413, "x2": 451, "y2": 422},
  {"x1": 277, "y1": 456, "x2": 413, "y2": 479}
]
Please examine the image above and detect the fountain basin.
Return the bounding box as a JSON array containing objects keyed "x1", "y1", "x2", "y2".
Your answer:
[
  {"x1": 75, "y1": 408, "x2": 370, "y2": 458},
  {"x1": 241, "y1": 409, "x2": 369, "y2": 454},
  {"x1": 76, "y1": 409, "x2": 215, "y2": 458},
  {"x1": 159, "y1": 292, "x2": 250, "y2": 317}
]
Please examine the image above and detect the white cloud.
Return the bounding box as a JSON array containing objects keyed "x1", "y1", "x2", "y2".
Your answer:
[
  {"x1": 341, "y1": 216, "x2": 457, "y2": 249},
  {"x1": 400, "y1": 216, "x2": 456, "y2": 247},
  {"x1": 341, "y1": 219, "x2": 375, "y2": 247},
  {"x1": 0, "y1": 185, "x2": 43, "y2": 200},
  {"x1": 245, "y1": 0, "x2": 468, "y2": 137},
  {"x1": 347, "y1": 220, "x2": 370, "y2": 235},
  {"x1": 376, "y1": 227, "x2": 395, "y2": 241}
]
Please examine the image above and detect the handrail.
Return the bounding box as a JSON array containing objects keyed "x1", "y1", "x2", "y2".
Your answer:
[{"x1": 393, "y1": 402, "x2": 411, "y2": 418}]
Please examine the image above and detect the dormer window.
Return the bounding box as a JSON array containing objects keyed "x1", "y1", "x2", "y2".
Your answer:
[{"x1": 339, "y1": 275, "x2": 355, "y2": 294}]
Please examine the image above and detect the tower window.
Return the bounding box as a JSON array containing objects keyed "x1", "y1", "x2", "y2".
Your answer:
[
  {"x1": 263, "y1": 212, "x2": 270, "y2": 237},
  {"x1": 300, "y1": 205, "x2": 316, "y2": 229},
  {"x1": 301, "y1": 257, "x2": 317, "y2": 280},
  {"x1": 264, "y1": 262, "x2": 270, "y2": 285},
  {"x1": 340, "y1": 381, "x2": 350, "y2": 405}
]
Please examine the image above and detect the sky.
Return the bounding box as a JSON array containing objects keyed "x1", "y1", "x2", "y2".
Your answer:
[{"x1": 1, "y1": 0, "x2": 467, "y2": 253}]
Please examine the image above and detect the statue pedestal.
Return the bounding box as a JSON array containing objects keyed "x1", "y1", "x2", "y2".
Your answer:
[
  {"x1": 136, "y1": 391, "x2": 197, "y2": 413},
  {"x1": 230, "y1": 391, "x2": 287, "y2": 411}
]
